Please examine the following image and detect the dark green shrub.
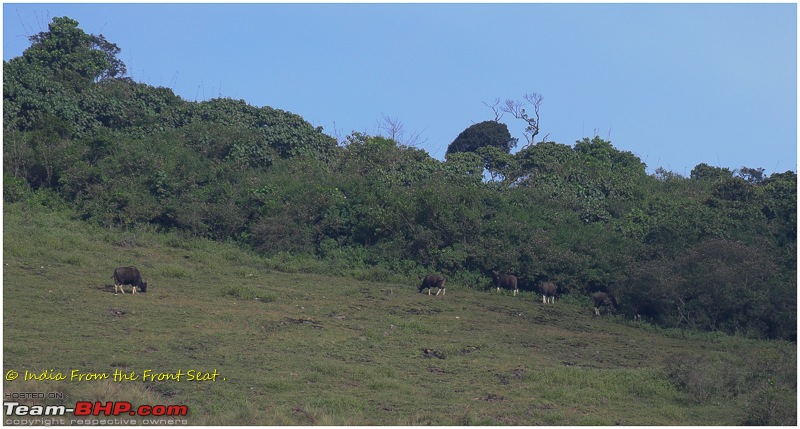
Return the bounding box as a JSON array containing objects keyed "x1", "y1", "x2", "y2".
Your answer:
[
  {"x1": 3, "y1": 175, "x2": 31, "y2": 202},
  {"x1": 743, "y1": 386, "x2": 797, "y2": 426},
  {"x1": 665, "y1": 352, "x2": 746, "y2": 404}
]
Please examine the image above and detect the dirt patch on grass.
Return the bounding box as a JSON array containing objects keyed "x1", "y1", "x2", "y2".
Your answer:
[
  {"x1": 476, "y1": 393, "x2": 505, "y2": 402},
  {"x1": 401, "y1": 307, "x2": 441, "y2": 316},
  {"x1": 282, "y1": 317, "x2": 323, "y2": 328},
  {"x1": 422, "y1": 348, "x2": 445, "y2": 359}
]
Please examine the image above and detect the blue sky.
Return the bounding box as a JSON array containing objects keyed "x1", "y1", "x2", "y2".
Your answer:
[{"x1": 3, "y1": 3, "x2": 797, "y2": 175}]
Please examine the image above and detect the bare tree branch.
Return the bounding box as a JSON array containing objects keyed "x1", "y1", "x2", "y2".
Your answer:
[
  {"x1": 377, "y1": 114, "x2": 428, "y2": 147},
  {"x1": 502, "y1": 92, "x2": 543, "y2": 147},
  {"x1": 378, "y1": 114, "x2": 404, "y2": 142},
  {"x1": 482, "y1": 98, "x2": 504, "y2": 122}
]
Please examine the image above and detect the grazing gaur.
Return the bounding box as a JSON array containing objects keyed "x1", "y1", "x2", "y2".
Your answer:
[
  {"x1": 419, "y1": 274, "x2": 447, "y2": 296},
  {"x1": 492, "y1": 271, "x2": 519, "y2": 296},
  {"x1": 111, "y1": 266, "x2": 148, "y2": 295},
  {"x1": 633, "y1": 300, "x2": 657, "y2": 321},
  {"x1": 592, "y1": 291, "x2": 618, "y2": 316},
  {"x1": 540, "y1": 281, "x2": 557, "y2": 304}
]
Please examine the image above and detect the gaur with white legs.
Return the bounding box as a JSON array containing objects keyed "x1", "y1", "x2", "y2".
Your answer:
[
  {"x1": 492, "y1": 271, "x2": 519, "y2": 296},
  {"x1": 540, "y1": 281, "x2": 557, "y2": 304},
  {"x1": 111, "y1": 266, "x2": 148, "y2": 295},
  {"x1": 419, "y1": 274, "x2": 447, "y2": 296},
  {"x1": 592, "y1": 291, "x2": 618, "y2": 315}
]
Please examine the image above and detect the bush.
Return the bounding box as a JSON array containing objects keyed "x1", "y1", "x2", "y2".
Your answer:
[
  {"x1": 3, "y1": 175, "x2": 31, "y2": 203},
  {"x1": 449, "y1": 270, "x2": 490, "y2": 291},
  {"x1": 664, "y1": 352, "x2": 746, "y2": 404},
  {"x1": 743, "y1": 386, "x2": 797, "y2": 426}
]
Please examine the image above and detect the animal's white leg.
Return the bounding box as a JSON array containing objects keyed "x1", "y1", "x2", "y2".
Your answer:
[
  {"x1": 497, "y1": 287, "x2": 500, "y2": 293},
  {"x1": 120, "y1": 285, "x2": 125, "y2": 294},
  {"x1": 542, "y1": 295, "x2": 546, "y2": 304},
  {"x1": 594, "y1": 307, "x2": 600, "y2": 316},
  {"x1": 428, "y1": 288, "x2": 431, "y2": 295},
  {"x1": 514, "y1": 290, "x2": 518, "y2": 296},
  {"x1": 132, "y1": 286, "x2": 137, "y2": 295},
  {"x1": 442, "y1": 288, "x2": 445, "y2": 296},
  {"x1": 436, "y1": 288, "x2": 441, "y2": 296}
]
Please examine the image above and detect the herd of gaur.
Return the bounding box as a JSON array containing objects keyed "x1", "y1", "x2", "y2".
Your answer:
[
  {"x1": 418, "y1": 271, "x2": 620, "y2": 316},
  {"x1": 112, "y1": 265, "x2": 623, "y2": 317}
]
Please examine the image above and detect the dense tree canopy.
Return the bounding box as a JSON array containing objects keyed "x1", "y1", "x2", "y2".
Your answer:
[
  {"x1": 4, "y1": 17, "x2": 796, "y2": 341},
  {"x1": 446, "y1": 120, "x2": 518, "y2": 155}
]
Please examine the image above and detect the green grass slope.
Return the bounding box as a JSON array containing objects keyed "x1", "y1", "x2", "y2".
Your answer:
[{"x1": 3, "y1": 199, "x2": 796, "y2": 425}]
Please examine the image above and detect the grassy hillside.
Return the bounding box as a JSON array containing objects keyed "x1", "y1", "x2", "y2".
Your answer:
[
  {"x1": 6, "y1": 15, "x2": 797, "y2": 342},
  {"x1": 3, "y1": 198, "x2": 796, "y2": 425}
]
